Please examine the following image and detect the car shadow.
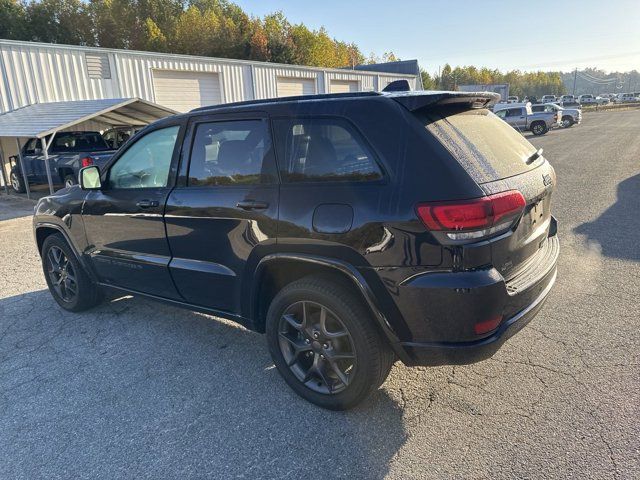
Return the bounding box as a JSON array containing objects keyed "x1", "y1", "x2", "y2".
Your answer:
[
  {"x1": 0, "y1": 289, "x2": 407, "y2": 479},
  {"x1": 574, "y1": 173, "x2": 640, "y2": 262}
]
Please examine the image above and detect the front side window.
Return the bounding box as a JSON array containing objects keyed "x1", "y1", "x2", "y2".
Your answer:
[
  {"x1": 187, "y1": 120, "x2": 275, "y2": 186},
  {"x1": 506, "y1": 108, "x2": 522, "y2": 117},
  {"x1": 273, "y1": 118, "x2": 383, "y2": 183},
  {"x1": 108, "y1": 125, "x2": 179, "y2": 189}
]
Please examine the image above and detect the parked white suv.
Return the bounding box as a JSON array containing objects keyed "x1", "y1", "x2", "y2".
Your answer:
[
  {"x1": 541, "y1": 95, "x2": 557, "y2": 103},
  {"x1": 615, "y1": 93, "x2": 639, "y2": 103}
]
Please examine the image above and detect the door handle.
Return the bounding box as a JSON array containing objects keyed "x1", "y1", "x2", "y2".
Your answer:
[
  {"x1": 236, "y1": 200, "x2": 269, "y2": 210},
  {"x1": 137, "y1": 199, "x2": 159, "y2": 208}
]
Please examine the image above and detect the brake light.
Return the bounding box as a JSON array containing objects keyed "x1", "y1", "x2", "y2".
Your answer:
[
  {"x1": 81, "y1": 157, "x2": 94, "y2": 168},
  {"x1": 416, "y1": 190, "x2": 526, "y2": 241}
]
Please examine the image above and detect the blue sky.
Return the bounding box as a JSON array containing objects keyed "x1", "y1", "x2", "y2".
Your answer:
[{"x1": 235, "y1": 0, "x2": 640, "y2": 74}]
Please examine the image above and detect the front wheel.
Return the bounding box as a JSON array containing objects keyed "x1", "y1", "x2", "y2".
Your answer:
[
  {"x1": 41, "y1": 233, "x2": 102, "y2": 312},
  {"x1": 266, "y1": 276, "x2": 395, "y2": 410},
  {"x1": 561, "y1": 116, "x2": 574, "y2": 128},
  {"x1": 10, "y1": 169, "x2": 26, "y2": 193},
  {"x1": 530, "y1": 122, "x2": 548, "y2": 136}
]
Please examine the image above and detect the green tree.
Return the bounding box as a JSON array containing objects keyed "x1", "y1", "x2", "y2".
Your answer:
[
  {"x1": 25, "y1": 0, "x2": 93, "y2": 45},
  {"x1": 144, "y1": 18, "x2": 168, "y2": 52},
  {"x1": 0, "y1": 0, "x2": 27, "y2": 40}
]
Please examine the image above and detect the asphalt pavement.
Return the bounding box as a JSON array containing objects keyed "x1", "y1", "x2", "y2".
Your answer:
[{"x1": 0, "y1": 109, "x2": 638, "y2": 479}]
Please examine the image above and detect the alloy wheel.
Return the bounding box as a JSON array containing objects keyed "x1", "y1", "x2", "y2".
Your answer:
[
  {"x1": 277, "y1": 301, "x2": 356, "y2": 394},
  {"x1": 10, "y1": 173, "x2": 20, "y2": 191},
  {"x1": 46, "y1": 246, "x2": 77, "y2": 302}
]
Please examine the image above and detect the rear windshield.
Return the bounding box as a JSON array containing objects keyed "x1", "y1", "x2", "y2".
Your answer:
[
  {"x1": 419, "y1": 108, "x2": 538, "y2": 183},
  {"x1": 50, "y1": 133, "x2": 110, "y2": 153}
]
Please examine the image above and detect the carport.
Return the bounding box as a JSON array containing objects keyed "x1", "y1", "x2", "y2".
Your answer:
[{"x1": 0, "y1": 98, "x2": 176, "y2": 198}]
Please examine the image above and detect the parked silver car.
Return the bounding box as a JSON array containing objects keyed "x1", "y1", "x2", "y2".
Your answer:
[
  {"x1": 493, "y1": 103, "x2": 560, "y2": 135},
  {"x1": 532, "y1": 103, "x2": 582, "y2": 128}
]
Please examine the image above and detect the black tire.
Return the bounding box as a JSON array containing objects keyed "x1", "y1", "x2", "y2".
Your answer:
[
  {"x1": 266, "y1": 275, "x2": 395, "y2": 410},
  {"x1": 561, "y1": 115, "x2": 574, "y2": 128},
  {"x1": 10, "y1": 169, "x2": 25, "y2": 193},
  {"x1": 63, "y1": 174, "x2": 77, "y2": 189},
  {"x1": 530, "y1": 121, "x2": 548, "y2": 136},
  {"x1": 41, "y1": 233, "x2": 102, "y2": 312}
]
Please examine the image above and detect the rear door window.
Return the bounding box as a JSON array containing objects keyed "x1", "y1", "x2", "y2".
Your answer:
[
  {"x1": 419, "y1": 108, "x2": 539, "y2": 183},
  {"x1": 273, "y1": 117, "x2": 383, "y2": 183},
  {"x1": 50, "y1": 133, "x2": 110, "y2": 153}
]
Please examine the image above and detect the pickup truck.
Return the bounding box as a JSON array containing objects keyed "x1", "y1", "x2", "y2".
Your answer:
[
  {"x1": 493, "y1": 104, "x2": 560, "y2": 135},
  {"x1": 9, "y1": 131, "x2": 115, "y2": 193},
  {"x1": 578, "y1": 94, "x2": 598, "y2": 105},
  {"x1": 532, "y1": 103, "x2": 582, "y2": 128}
]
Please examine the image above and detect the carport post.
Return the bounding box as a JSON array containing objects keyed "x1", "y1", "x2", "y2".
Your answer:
[
  {"x1": 0, "y1": 143, "x2": 9, "y2": 195},
  {"x1": 15, "y1": 138, "x2": 31, "y2": 200},
  {"x1": 41, "y1": 134, "x2": 55, "y2": 195}
]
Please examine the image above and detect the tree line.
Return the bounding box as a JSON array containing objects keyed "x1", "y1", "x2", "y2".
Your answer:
[
  {"x1": 3, "y1": 0, "x2": 610, "y2": 98},
  {"x1": 421, "y1": 65, "x2": 567, "y2": 98},
  {"x1": 0, "y1": 0, "x2": 389, "y2": 68}
]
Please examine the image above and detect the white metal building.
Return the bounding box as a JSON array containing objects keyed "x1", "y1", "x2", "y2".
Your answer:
[
  {"x1": 0, "y1": 39, "x2": 418, "y2": 194},
  {"x1": 0, "y1": 39, "x2": 418, "y2": 115}
]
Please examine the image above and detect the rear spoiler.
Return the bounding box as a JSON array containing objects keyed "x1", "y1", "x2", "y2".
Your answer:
[{"x1": 384, "y1": 91, "x2": 501, "y2": 112}]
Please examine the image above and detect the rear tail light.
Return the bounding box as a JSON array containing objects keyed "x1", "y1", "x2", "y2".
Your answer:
[
  {"x1": 81, "y1": 156, "x2": 94, "y2": 168},
  {"x1": 416, "y1": 190, "x2": 526, "y2": 242}
]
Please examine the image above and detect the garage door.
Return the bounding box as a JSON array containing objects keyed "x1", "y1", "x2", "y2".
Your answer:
[
  {"x1": 153, "y1": 70, "x2": 222, "y2": 112},
  {"x1": 276, "y1": 77, "x2": 316, "y2": 97},
  {"x1": 329, "y1": 80, "x2": 359, "y2": 93}
]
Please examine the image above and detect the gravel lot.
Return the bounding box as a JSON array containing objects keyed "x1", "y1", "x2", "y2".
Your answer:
[{"x1": 1, "y1": 109, "x2": 638, "y2": 479}]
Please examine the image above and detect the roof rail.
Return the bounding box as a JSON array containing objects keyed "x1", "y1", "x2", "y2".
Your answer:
[{"x1": 190, "y1": 91, "x2": 381, "y2": 113}]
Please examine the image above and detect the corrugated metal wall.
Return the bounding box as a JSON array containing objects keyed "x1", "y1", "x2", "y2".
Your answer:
[{"x1": 0, "y1": 40, "x2": 418, "y2": 114}]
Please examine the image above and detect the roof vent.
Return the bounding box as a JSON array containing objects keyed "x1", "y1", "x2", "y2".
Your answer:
[{"x1": 85, "y1": 53, "x2": 111, "y2": 79}]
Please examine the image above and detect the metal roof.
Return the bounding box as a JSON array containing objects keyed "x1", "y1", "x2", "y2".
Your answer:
[{"x1": 0, "y1": 98, "x2": 176, "y2": 138}]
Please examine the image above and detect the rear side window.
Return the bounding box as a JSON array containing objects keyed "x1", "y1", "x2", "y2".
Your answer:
[
  {"x1": 419, "y1": 108, "x2": 538, "y2": 183},
  {"x1": 273, "y1": 118, "x2": 382, "y2": 183},
  {"x1": 50, "y1": 133, "x2": 110, "y2": 152},
  {"x1": 188, "y1": 120, "x2": 276, "y2": 186}
]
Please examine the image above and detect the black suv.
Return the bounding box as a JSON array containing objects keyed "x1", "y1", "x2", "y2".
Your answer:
[{"x1": 33, "y1": 90, "x2": 559, "y2": 410}]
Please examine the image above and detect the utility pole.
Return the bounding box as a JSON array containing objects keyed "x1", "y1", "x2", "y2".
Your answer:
[{"x1": 572, "y1": 68, "x2": 577, "y2": 96}]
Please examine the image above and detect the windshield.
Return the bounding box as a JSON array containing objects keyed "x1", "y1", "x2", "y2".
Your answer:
[
  {"x1": 419, "y1": 108, "x2": 538, "y2": 184},
  {"x1": 50, "y1": 133, "x2": 111, "y2": 153}
]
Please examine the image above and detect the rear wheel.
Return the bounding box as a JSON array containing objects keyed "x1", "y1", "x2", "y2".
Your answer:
[
  {"x1": 266, "y1": 276, "x2": 394, "y2": 410},
  {"x1": 561, "y1": 116, "x2": 574, "y2": 128},
  {"x1": 41, "y1": 233, "x2": 102, "y2": 312},
  {"x1": 530, "y1": 121, "x2": 548, "y2": 135},
  {"x1": 10, "y1": 169, "x2": 25, "y2": 193}
]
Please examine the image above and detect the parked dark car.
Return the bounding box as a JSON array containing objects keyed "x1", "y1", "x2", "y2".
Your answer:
[
  {"x1": 10, "y1": 131, "x2": 115, "y2": 192},
  {"x1": 33, "y1": 90, "x2": 559, "y2": 409}
]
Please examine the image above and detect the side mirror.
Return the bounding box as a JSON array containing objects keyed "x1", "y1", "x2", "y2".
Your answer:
[{"x1": 79, "y1": 166, "x2": 102, "y2": 190}]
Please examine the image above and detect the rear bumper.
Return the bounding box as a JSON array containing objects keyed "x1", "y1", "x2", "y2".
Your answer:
[
  {"x1": 400, "y1": 266, "x2": 556, "y2": 366},
  {"x1": 382, "y1": 219, "x2": 559, "y2": 366}
]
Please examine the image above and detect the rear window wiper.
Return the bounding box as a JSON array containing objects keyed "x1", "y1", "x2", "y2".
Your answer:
[{"x1": 526, "y1": 148, "x2": 543, "y2": 165}]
